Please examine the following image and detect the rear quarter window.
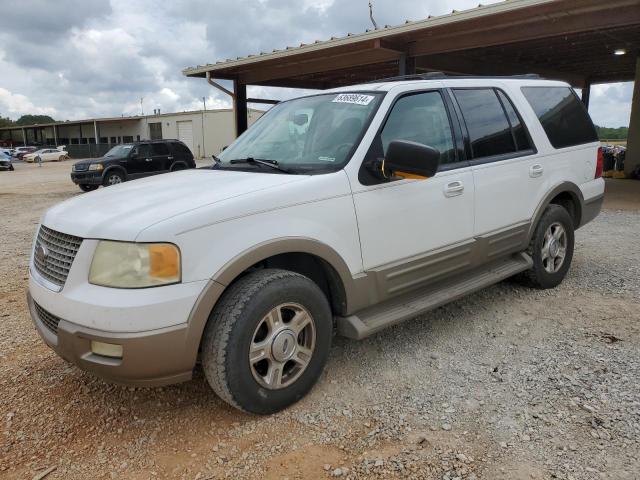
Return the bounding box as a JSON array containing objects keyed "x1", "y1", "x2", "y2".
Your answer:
[{"x1": 521, "y1": 86, "x2": 598, "y2": 149}]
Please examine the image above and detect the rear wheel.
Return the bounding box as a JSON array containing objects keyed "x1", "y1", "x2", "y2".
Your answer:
[
  {"x1": 79, "y1": 184, "x2": 98, "y2": 192},
  {"x1": 522, "y1": 204, "x2": 574, "y2": 289},
  {"x1": 201, "y1": 269, "x2": 332, "y2": 414},
  {"x1": 103, "y1": 171, "x2": 124, "y2": 186}
]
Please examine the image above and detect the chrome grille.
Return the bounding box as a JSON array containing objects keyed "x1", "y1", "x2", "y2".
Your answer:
[
  {"x1": 33, "y1": 225, "x2": 83, "y2": 288},
  {"x1": 34, "y1": 302, "x2": 61, "y2": 335}
]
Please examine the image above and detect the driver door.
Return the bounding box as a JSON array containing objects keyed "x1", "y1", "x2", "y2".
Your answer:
[
  {"x1": 352, "y1": 90, "x2": 476, "y2": 296},
  {"x1": 128, "y1": 143, "x2": 152, "y2": 177}
]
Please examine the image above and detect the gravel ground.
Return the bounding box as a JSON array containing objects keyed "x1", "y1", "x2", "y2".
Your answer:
[{"x1": 1, "y1": 161, "x2": 639, "y2": 480}]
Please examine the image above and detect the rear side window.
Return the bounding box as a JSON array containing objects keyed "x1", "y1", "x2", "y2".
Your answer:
[
  {"x1": 521, "y1": 86, "x2": 597, "y2": 149},
  {"x1": 172, "y1": 142, "x2": 192, "y2": 157},
  {"x1": 453, "y1": 89, "x2": 515, "y2": 159},
  {"x1": 151, "y1": 143, "x2": 170, "y2": 155},
  {"x1": 496, "y1": 90, "x2": 532, "y2": 151}
]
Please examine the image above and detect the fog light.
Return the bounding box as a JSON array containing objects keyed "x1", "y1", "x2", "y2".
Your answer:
[{"x1": 91, "y1": 341, "x2": 123, "y2": 359}]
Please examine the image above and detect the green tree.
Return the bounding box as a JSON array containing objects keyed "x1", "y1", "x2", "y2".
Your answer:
[
  {"x1": 595, "y1": 125, "x2": 628, "y2": 141},
  {"x1": 0, "y1": 116, "x2": 14, "y2": 128},
  {"x1": 15, "y1": 115, "x2": 56, "y2": 125}
]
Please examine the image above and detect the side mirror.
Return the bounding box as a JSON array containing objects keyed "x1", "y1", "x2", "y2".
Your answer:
[{"x1": 384, "y1": 140, "x2": 440, "y2": 179}]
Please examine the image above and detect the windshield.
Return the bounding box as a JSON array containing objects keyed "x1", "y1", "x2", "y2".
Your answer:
[
  {"x1": 218, "y1": 92, "x2": 383, "y2": 173},
  {"x1": 105, "y1": 144, "x2": 134, "y2": 157}
]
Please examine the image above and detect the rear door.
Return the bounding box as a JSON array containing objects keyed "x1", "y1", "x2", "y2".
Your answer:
[
  {"x1": 452, "y1": 87, "x2": 539, "y2": 243},
  {"x1": 150, "y1": 142, "x2": 171, "y2": 172}
]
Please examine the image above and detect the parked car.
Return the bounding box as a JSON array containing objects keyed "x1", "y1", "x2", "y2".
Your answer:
[
  {"x1": 0, "y1": 151, "x2": 14, "y2": 171},
  {"x1": 13, "y1": 146, "x2": 38, "y2": 159},
  {"x1": 28, "y1": 76, "x2": 604, "y2": 414},
  {"x1": 70, "y1": 139, "x2": 195, "y2": 191},
  {"x1": 23, "y1": 148, "x2": 69, "y2": 163}
]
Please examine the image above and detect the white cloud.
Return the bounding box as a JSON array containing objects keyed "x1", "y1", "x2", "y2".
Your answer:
[
  {"x1": 0, "y1": 87, "x2": 57, "y2": 117},
  {"x1": 0, "y1": 0, "x2": 633, "y2": 127}
]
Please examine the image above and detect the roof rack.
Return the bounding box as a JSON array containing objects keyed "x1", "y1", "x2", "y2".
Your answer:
[{"x1": 365, "y1": 72, "x2": 543, "y2": 83}]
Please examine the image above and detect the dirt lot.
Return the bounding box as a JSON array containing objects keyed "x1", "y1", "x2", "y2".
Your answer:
[{"x1": 1, "y1": 160, "x2": 639, "y2": 480}]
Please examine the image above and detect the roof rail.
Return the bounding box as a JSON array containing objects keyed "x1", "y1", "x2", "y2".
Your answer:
[{"x1": 365, "y1": 72, "x2": 543, "y2": 83}]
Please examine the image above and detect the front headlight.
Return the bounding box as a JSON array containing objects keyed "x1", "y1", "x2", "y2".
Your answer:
[
  {"x1": 89, "y1": 241, "x2": 181, "y2": 288},
  {"x1": 89, "y1": 163, "x2": 104, "y2": 171}
]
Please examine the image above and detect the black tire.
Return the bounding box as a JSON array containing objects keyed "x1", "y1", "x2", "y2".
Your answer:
[
  {"x1": 79, "y1": 184, "x2": 98, "y2": 192},
  {"x1": 522, "y1": 204, "x2": 574, "y2": 289},
  {"x1": 9, "y1": 164, "x2": 14, "y2": 171},
  {"x1": 170, "y1": 162, "x2": 186, "y2": 172},
  {"x1": 201, "y1": 269, "x2": 332, "y2": 414},
  {"x1": 102, "y1": 170, "x2": 125, "y2": 187}
]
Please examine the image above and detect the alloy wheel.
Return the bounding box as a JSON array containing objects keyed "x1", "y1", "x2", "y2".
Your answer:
[
  {"x1": 541, "y1": 222, "x2": 567, "y2": 273},
  {"x1": 249, "y1": 303, "x2": 316, "y2": 390},
  {"x1": 107, "y1": 174, "x2": 122, "y2": 185}
]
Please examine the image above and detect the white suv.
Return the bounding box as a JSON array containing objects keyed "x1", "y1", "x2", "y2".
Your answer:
[{"x1": 28, "y1": 76, "x2": 604, "y2": 414}]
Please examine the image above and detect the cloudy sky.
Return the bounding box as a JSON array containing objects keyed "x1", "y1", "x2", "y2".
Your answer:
[{"x1": 0, "y1": 0, "x2": 633, "y2": 127}]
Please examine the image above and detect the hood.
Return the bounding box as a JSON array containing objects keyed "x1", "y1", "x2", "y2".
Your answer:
[
  {"x1": 42, "y1": 169, "x2": 307, "y2": 240},
  {"x1": 74, "y1": 157, "x2": 105, "y2": 166}
]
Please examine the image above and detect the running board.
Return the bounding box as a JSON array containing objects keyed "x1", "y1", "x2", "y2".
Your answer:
[{"x1": 336, "y1": 252, "x2": 532, "y2": 340}]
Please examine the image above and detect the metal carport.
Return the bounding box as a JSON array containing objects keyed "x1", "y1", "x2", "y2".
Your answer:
[{"x1": 183, "y1": 0, "x2": 640, "y2": 176}]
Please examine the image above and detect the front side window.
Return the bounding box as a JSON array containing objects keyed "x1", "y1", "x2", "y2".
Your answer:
[
  {"x1": 217, "y1": 92, "x2": 383, "y2": 173},
  {"x1": 133, "y1": 144, "x2": 152, "y2": 157},
  {"x1": 379, "y1": 91, "x2": 456, "y2": 165},
  {"x1": 521, "y1": 86, "x2": 597, "y2": 149},
  {"x1": 454, "y1": 88, "x2": 516, "y2": 159}
]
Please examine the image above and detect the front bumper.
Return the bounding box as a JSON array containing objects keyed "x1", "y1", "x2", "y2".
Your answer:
[
  {"x1": 28, "y1": 292, "x2": 195, "y2": 386},
  {"x1": 70, "y1": 171, "x2": 103, "y2": 185}
]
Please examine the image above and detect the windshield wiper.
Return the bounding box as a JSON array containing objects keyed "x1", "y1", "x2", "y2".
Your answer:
[{"x1": 228, "y1": 157, "x2": 294, "y2": 174}]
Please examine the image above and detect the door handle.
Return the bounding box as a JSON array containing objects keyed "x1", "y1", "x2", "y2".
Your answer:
[
  {"x1": 145, "y1": 158, "x2": 153, "y2": 162},
  {"x1": 444, "y1": 180, "x2": 464, "y2": 197},
  {"x1": 168, "y1": 156, "x2": 173, "y2": 160},
  {"x1": 529, "y1": 164, "x2": 544, "y2": 177}
]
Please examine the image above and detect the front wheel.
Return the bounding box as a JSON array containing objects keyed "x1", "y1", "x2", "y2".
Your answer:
[
  {"x1": 103, "y1": 171, "x2": 125, "y2": 186},
  {"x1": 79, "y1": 184, "x2": 98, "y2": 192},
  {"x1": 523, "y1": 204, "x2": 574, "y2": 289},
  {"x1": 201, "y1": 269, "x2": 332, "y2": 414}
]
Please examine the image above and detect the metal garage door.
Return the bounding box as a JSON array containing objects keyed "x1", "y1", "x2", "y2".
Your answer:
[{"x1": 176, "y1": 120, "x2": 194, "y2": 154}]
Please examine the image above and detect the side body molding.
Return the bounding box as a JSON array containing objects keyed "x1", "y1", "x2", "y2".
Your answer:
[{"x1": 183, "y1": 237, "x2": 371, "y2": 371}]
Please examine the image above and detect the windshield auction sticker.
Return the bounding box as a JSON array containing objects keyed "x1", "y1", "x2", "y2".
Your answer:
[{"x1": 332, "y1": 93, "x2": 375, "y2": 106}]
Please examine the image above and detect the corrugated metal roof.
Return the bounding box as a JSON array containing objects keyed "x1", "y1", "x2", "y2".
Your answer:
[
  {"x1": 0, "y1": 108, "x2": 263, "y2": 131},
  {"x1": 182, "y1": 0, "x2": 554, "y2": 76}
]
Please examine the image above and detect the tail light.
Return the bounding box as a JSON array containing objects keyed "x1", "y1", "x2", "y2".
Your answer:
[{"x1": 595, "y1": 147, "x2": 603, "y2": 179}]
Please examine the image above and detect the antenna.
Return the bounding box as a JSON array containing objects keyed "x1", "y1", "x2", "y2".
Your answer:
[{"x1": 368, "y1": 1, "x2": 378, "y2": 30}]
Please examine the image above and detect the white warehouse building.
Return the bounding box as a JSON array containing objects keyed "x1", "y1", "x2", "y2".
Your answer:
[{"x1": 0, "y1": 108, "x2": 263, "y2": 159}]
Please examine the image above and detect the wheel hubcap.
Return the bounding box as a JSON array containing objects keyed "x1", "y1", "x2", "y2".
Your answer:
[
  {"x1": 108, "y1": 175, "x2": 121, "y2": 185},
  {"x1": 249, "y1": 303, "x2": 315, "y2": 390},
  {"x1": 541, "y1": 222, "x2": 567, "y2": 273}
]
